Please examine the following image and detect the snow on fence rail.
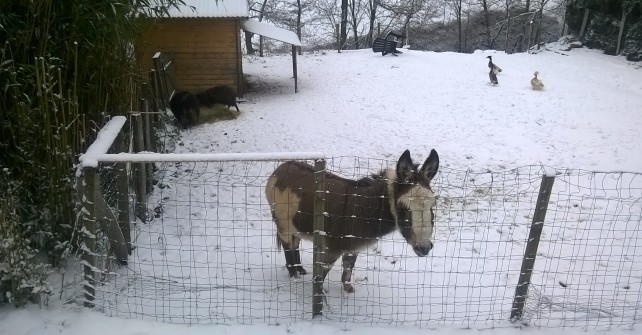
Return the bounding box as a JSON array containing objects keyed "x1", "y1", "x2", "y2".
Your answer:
[{"x1": 75, "y1": 117, "x2": 642, "y2": 330}]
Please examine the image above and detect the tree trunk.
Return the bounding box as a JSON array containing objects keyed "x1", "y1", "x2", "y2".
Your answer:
[
  {"x1": 351, "y1": 0, "x2": 359, "y2": 49},
  {"x1": 535, "y1": 7, "x2": 543, "y2": 50},
  {"x1": 504, "y1": 1, "x2": 511, "y2": 53},
  {"x1": 340, "y1": 0, "x2": 349, "y2": 50},
  {"x1": 616, "y1": 10, "x2": 627, "y2": 55},
  {"x1": 560, "y1": 4, "x2": 567, "y2": 37},
  {"x1": 579, "y1": 8, "x2": 590, "y2": 41},
  {"x1": 520, "y1": 0, "x2": 531, "y2": 51},
  {"x1": 464, "y1": 2, "x2": 471, "y2": 53},
  {"x1": 257, "y1": 0, "x2": 268, "y2": 57},
  {"x1": 245, "y1": 31, "x2": 255, "y2": 55},
  {"x1": 456, "y1": 0, "x2": 463, "y2": 52},
  {"x1": 526, "y1": 16, "x2": 533, "y2": 53},
  {"x1": 481, "y1": 0, "x2": 492, "y2": 48},
  {"x1": 367, "y1": 0, "x2": 377, "y2": 47}
]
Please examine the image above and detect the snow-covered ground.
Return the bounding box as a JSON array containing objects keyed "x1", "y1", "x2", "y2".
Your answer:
[{"x1": 2, "y1": 44, "x2": 642, "y2": 335}]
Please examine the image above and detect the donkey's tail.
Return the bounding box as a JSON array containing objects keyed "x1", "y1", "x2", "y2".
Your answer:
[
  {"x1": 270, "y1": 210, "x2": 284, "y2": 251},
  {"x1": 275, "y1": 233, "x2": 282, "y2": 250}
]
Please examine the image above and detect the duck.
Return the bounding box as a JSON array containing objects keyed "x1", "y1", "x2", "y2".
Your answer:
[
  {"x1": 531, "y1": 71, "x2": 544, "y2": 90},
  {"x1": 489, "y1": 67, "x2": 498, "y2": 85},
  {"x1": 486, "y1": 55, "x2": 502, "y2": 74}
]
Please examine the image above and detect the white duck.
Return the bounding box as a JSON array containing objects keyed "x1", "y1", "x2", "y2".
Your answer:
[{"x1": 531, "y1": 71, "x2": 544, "y2": 90}]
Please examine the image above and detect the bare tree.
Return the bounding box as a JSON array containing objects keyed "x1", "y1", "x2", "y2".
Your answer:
[
  {"x1": 503, "y1": 0, "x2": 512, "y2": 52},
  {"x1": 349, "y1": 0, "x2": 365, "y2": 49},
  {"x1": 479, "y1": 0, "x2": 493, "y2": 48},
  {"x1": 379, "y1": 0, "x2": 433, "y2": 46},
  {"x1": 296, "y1": 0, "x2": 303, "y2": 54},
  {"x1": 367, "y1": 0, "x2": 379, "y2": 46},
  {"x1": 246, "y1": 0, "x2": 270, "y2": 55},
  {"x1": 451, "y1": 0, "x2": 464, "y2": 52},
  {"x1": 533, "y1": 0, "x2": 551, "y2": 50}
]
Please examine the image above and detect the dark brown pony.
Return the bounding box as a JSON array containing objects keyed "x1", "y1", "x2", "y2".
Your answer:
[{"x1": 265, "y1": 150, "x2": 439, "y2": 292}]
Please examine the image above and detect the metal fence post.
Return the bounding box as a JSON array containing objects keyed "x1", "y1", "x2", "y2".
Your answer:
[
  {"x1": 510, "y1": 174, "x2": 556, "y2": 321},
  {"x1": 81, "y1": 167, "x2": 98, "y2": 307},
  {"x1": 312, "y1": 159, "x2": 326, "y2": 317}
]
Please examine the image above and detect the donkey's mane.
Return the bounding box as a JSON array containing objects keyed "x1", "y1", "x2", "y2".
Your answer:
[{"x1": 283, "y1": 161, "x2": 390, "y2": 188}]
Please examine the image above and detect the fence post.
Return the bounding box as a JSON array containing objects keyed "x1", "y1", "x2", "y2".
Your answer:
[
  {"x1": 81, "y1": 167, "x2": 99, "y2": 307},
  {"x1": 510, "y1": 174, "x2": 555, "y2": 321},
  {"x1": 132, "y1": 110, "x2": 148, "y2": 221},
  {"x1": 149, "y1": 70, "x2": 162, "y2": 112},
  {"x1": 141, "y1": 99, "x2": 154, "y2": 192},
  {"x1": 312, "y1": 159, "x2": 327, "y2": 317},
  {"x1": 153, "y1": 53, "x2": 170, "y2": 104},
  {"x1": 113, "y1": 116, "x2": 131, "y2": 254},
  {"x1": 116, "y1": 161, "x2": 131, "y2": 254}
]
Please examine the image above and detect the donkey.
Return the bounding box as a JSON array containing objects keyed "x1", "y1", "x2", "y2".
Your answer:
[
  {"x1": 169, "y1": 91, "x2": 200, "y2": 129},
  {"x1": 265, "y1": 149, "x2": 439, "y2": 292}
]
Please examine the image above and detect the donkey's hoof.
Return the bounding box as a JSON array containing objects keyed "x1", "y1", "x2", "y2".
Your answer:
[
  {"x1": 342, "y1": 283, "x2": 355, "y2": 293},
  {"x1": 287, "y1": 267, "x2": 300, "y2": 278}
]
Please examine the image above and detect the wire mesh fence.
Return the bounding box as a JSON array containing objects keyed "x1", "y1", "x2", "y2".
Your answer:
[{"x1": 76, "y1": 154, "x2": 642, "y2": 330}]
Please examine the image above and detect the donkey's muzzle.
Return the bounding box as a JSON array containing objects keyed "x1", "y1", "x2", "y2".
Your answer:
[{"x1": 413, "y1": 243, "x2": 433, "y2": 257}]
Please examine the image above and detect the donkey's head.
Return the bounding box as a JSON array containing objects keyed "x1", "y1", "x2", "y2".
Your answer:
[{"x1": 389, "y1": 149, "x2": 439, "y2": 257}]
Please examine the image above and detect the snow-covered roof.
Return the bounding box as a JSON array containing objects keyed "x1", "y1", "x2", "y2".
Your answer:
[
  {"x1": 167, "y1": 0, "x2": 249, "y2": 18},
  {"x1": 241, "y1": 19, "x2": 302, "y2": 46}
]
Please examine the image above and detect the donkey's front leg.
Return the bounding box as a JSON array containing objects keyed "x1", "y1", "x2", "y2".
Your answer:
[
  {"x1": 279, "y1": 234, "x2": 307, "y2": 278},
  {"x1": 341, "y1": 252, "x2": 358, "y2": 293},
  {"x1": 283, "y1": 248, "x2": 307, "y2": 277}
]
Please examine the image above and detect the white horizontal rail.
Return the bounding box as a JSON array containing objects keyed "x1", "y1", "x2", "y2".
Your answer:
[
  {"x1": 79, "y1": 116, "x2": 127, "y2": 168},
  {"x1": 79, "y1": 116, "x2": 325, "y2": 165},
  {"x1": 95, "y1": 152, "x2": 326, "y2": 163}
]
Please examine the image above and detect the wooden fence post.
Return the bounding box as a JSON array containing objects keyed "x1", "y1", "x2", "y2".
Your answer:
[
  {"x1": 132, "y1": 110, "x2": 148, "y2": 221},
  {"x1": 149, "y1": 69, "x2": 162, "y2": 111},
  {"x1": 116, "y1": 161, "x2": 131, "y2": 254},
  {"x1": 114, "y1": 121, "x2": 131, "y2": 254},
  {"x1": 153, "y1": 53, "x2": 170, "y2": 104},
  {"x1": 141, "y1": 99, "x2": 154, "y2": 192},
  {"x1": 81, "y1": 167, "x2": 98, "y2": 307},
  {"x1": 510, "y1": 174, "x2": 556, "y2": 321},
  {"x1": 312, "y1": 159, "x2": 327, "y2": 317}
]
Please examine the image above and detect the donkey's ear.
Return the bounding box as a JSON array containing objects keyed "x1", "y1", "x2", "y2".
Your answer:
[
  {"x1": 419, "y1": 149, "x2": 439, "y2": 183},
  {"x1": 396, "y1": 149, "x2": 414, "y2": 183}
]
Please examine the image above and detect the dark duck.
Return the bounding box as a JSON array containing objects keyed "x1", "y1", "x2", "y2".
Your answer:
[
  {"x1": 487, "y1": 56, "x2": 499, "y2": 85},
  {"x1": 486, "y1": 55, "x2": 502, "y2": 74}
]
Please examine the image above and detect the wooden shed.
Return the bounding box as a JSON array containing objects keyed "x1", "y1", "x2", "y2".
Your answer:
[{"x1": 136, "y1": 1, "x2": 302, "y2": 97}]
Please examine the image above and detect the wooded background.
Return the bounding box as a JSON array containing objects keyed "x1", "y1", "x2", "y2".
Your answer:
[{"x1": 245, "y1": 0, "x2": 641, "y2": 60}]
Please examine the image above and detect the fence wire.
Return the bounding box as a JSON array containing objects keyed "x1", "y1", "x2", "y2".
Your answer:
[{"x1": 77, "y1": 157, "x2": 642, "y2": 330}]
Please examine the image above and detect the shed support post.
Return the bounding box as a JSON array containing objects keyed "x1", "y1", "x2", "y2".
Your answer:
[{"x1": 292, "y1": 45, "x2": 298, "y2": 93}]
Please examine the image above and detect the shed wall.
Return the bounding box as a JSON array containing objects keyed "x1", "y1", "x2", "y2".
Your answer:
[{"x1": 137, "y1": 18, "x2": 244, "y2": 96}]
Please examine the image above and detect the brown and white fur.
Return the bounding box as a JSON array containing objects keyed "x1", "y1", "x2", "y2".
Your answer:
[{"x1": 265, "y1": 149, "x2": 439, "y2": 292}]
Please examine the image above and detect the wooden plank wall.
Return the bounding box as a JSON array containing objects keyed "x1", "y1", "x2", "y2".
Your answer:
[{"x1": 137, "y1": 18, "x2": 244, "y2": 96}]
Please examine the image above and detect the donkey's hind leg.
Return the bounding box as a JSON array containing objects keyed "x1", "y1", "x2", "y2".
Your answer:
[{"x1": 341, "y1": 252, "x2": 358, "y2": 293}]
